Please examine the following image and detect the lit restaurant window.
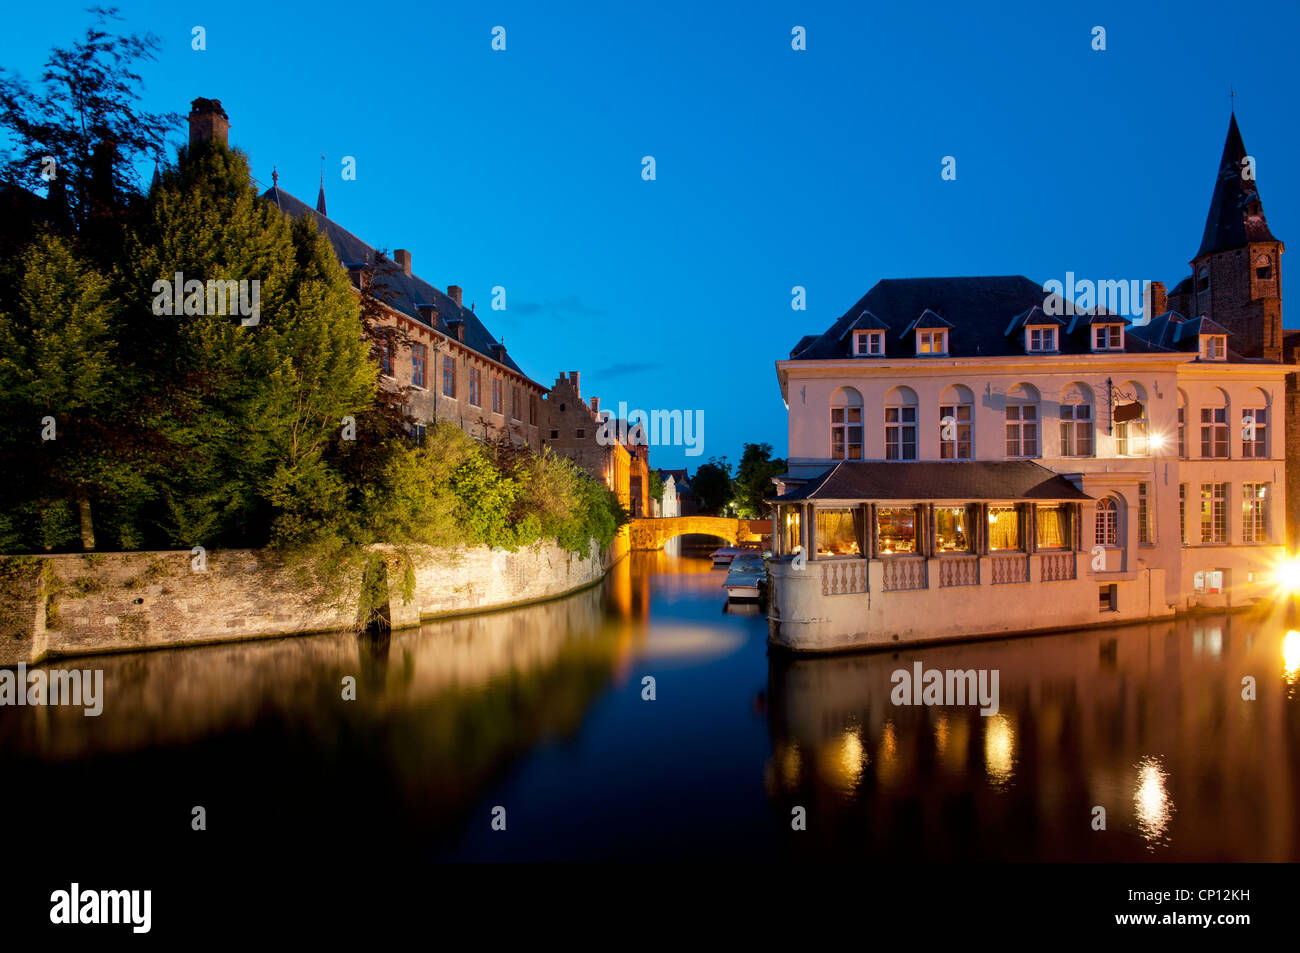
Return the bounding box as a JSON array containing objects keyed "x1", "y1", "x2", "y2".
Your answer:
[
  {"x1": 935, "y1": 506, "x2": 972, "y2": 552},
  {"x1": 876, "y1": 506, "x2": 918, "y2": 555},
  {"x1": 988, "y1": 505, "x2": 1021, "y2": 551},
  {"x1": 816, "y1": 508, "x2": 863, "y2": 557}
]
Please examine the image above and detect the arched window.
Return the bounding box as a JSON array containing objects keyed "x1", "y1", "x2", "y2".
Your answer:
[
  {"x1": 1242, "y1": 387, "x2": 1269, "y2": 458},
  {"x1": 885, "y1": 386, "x2": 918, "y2": 460},
  {"x1": 1095, "y1": 498, "x2": 1118, "y2": 546},
  {"x1": 1196, "y1": 266, "x2": 1210, "y2": 294},
  {"x1": 1005, "y1": 384, "x2": 1039, "y2": 458},
  {"x1": 1114, "y1": 381, "x2": 1148, "y2": 456},
  {"x1": 830, "y1": 387, "x2": 863, "y2": 460},
  {"x1": 1059, "y1": 383, "x2": 1094, "y2": 457},
  {"x1": 939, "y1": 385, "x2": 973, "y2": 459},
  {"x1": 1256, "y1": 255, "x2": 1273, "y2": 281}
]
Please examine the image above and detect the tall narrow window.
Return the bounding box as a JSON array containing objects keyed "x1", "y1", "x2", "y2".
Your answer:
[
  {"x1": 380, "y1": 341, "x2": 392, "y2": 376},
  {"x1": 1137, "y1": 483, "x2": 1150, "y2": 544},
  {"x1": 1060, "y1": 404, "x2": 1094, "y2": 456},
  {"x1": 939, "y1": 404, "x2": 972, "y2": 459},
  {"x1": 1179, "y1": 484, "x2": 1187, "y2": 545},
  {"x1": 1242, "y1": 483, "x2": 1270, "y2": 543},
  {"x1": 1196, "y1": 266, "x2": 1210, "y2": 294},
  {"x1": 1200, "y1": 406, "x2": 1229, "y2": 457},
  {"x1": 1115, "y1": 411, "x2": 1148, "y2": 456},
  {"x1": 411, "y1": 343, "x2": 427, "y2": 388},
  {"x1": 492, "y1": 378, "x2": 503, "y2": 414},
  {"x1": 1256, "y1": 255, "x2": 1273, "y2": 281},
  {"x1": 1242, "y1": 407, "x2": 1267, "y2": 457},
  {"x1": 1200, "y1": 483, "x2": 1227, "y2": 543},
  {"x1": 442, "y1": 354, "x2": 456, "y2": 398},
  {"x1": 511, "y1": 385, "x2": 522, "y2": 420},
  {"x1": 885, "y1": 407, "x2": 917, "y2": 460},
  {"x1": 830, "y1": 388, "x2": 864, "y2": 460},
  {"x1": 1177, "y1": 404, "x2": 1185, "y2": 457},
  {"x1": 1006, "y1": 405, "x2": 1038, "y2": 457},
  {"x1": 988, "y1": 505, "x2": 1021, "y2": 551},
  {"x1": 1095, "y1": 498, "x2": 1118, "y2": 546},
  {"x1": 469, "y1": 367, "x2": 482, "y2": 407},
  {"x1": 1036, "y1": 504, "x2": 1069, "y2": 550}
]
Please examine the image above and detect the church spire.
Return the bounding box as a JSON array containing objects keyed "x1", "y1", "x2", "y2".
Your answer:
[
  {"x1": 1195, "y1": 113, "x2": 1278, "y2": 258},
  {"x1": 316, "y1": 153, "x2": 327, "y2": 216}
]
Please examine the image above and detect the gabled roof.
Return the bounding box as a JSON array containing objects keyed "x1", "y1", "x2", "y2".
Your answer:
[
  {"x1": 1006, "y1": 305, "x2": 1065, "y2": 336},
  {"x1": 768, "y1": 461, "x2": 1092, "y2": 503},
  {"x1": 902, "y1": 308, "x2": 955, "y2": 335},
  {"x1": 786, "y1": 275, "x2": 1155, "y2": 360},
  {"x1": 1065, "y1": 310, "x2": 1131, "y2": 332},
  {"x1": 1196, "y1": 113, "x2": 1280, "y2": 258},
  {"x1": 260, "y1": 185, "x2": 540, "y2": 386},
  {"x1": 837, "y1": 309, "x2": 891, "y2": 339}
]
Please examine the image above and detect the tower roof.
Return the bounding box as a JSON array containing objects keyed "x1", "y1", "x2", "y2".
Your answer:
[{"x1": 1195, "y1": 113, "x2": 1279, "y2": 258}]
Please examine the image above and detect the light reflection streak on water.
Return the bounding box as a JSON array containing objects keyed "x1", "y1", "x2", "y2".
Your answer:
[{"x1": 1134, "y1": 756, "x2": 1174, "y2": 848}]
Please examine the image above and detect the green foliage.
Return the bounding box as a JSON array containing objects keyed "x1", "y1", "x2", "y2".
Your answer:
[
  {"x1": 646, "y1": 470, "x2": 665, "y2": 506},
  {"x1": 691, "y1": 457, "x2": 735, "y2": 516},
  {"x1": 734, "y1": 442, "x2": 787, "y2": 518}
]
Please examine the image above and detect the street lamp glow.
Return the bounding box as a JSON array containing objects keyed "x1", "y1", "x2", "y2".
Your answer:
[
  {"x1": 1148, "y1": 432, "x2": 1166, "y2": 450},
  {"x1": 1275, "y1": 558, "x2": 1300, "y2": 594}
]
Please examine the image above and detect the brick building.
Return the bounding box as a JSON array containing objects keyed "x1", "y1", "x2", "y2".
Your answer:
[
  {"x1": 541, "y1": 372, "x2": 634, "y2": 511},
  {"x1": 186, "y1": 100, "x2": 547, "y2": 451}
]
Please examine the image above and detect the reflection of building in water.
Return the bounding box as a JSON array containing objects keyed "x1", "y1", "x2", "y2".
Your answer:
[{"x1": 765, "y1": 611, "x2": 1297, "y2": 860}]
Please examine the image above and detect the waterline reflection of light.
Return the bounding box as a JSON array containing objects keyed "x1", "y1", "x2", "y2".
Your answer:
[
  {"x1": 983, "y1": 714, "x2": 1015, "y2": 787},
  {"x1": 1283, "y1": 630, "x2": 1300, "y2": 691},
  {"x1": 1134, "y1": 756, "x2": 1175, "y2": 848}
]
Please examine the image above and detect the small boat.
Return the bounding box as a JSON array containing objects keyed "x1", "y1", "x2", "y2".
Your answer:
[
  {"x1": 711, "y1": 541, "x2": 764, "y2": 566},
  {"x1": 723, "y1": 552, "x2": 766, "y2": 601}
]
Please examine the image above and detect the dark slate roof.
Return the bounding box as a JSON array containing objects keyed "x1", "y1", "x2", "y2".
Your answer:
[
  {"x1": 902, "y1": 308, "x2": 955, "y2": 335},
  {"x1": 657, "y1": 468, "x2": 691, "y2": 489},
  {"x1": 1006, "y1": 305, "x2": 1065, "y2": 335},
  {"x1": 260, "y1": 185, "x2": 539, "y2": 385},
  {"x1": 787, "y1": 275, "x2": 1158, "y2": 359},
  {"x1": 1126, "y1": 310, "x2": 1236, "y2": 354},
  {"x1": 837, "y1": 309, "x2": 891, "y2": 338},
  {"x1": 770, "y1": 461, "x2": 1093, "y2": 503},
  {"x1": 1196, "y1": 113, "x2": 1280, "y2": 258}
]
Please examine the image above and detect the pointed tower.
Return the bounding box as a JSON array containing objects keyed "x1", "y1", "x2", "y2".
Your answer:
[
  {"x1": 1188, "y1": 113, "x2": 1284, "y2": 360},
  {"x1": 316, "y1": 154, "x2": 327, "y2": 216}
]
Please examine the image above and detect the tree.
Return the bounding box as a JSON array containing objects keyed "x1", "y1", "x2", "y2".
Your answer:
[
  {"x1": 690, "y1": 457, "x2": 734, "y2": 516},
  {"x1": 646, "y1": 470, "x2": 665, "y2": 510},
  {"x1": 124, "y1": 137, "x2": 376, "y2": 548},
  {"x1": 0, "y1": 233, "x2": 148, "y2": 550},
  {"x1": 734, "y1": 442, "x2": 786, "y2": 518},
  {"x1": 0, "y1": 7, "x2": 178, "y2": 262}
]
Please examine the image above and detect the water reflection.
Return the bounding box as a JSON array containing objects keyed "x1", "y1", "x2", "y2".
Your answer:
[{"x1": 2, "y1": 549, "x2": 1298, "y2": 862}]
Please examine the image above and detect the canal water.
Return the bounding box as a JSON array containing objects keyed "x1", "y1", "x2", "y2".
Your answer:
[{"x1": 2, "y1": 549, "x2": 1298, "y2": 864}]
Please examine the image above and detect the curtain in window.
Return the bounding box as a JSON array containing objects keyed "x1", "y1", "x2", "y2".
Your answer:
[
  {"x1": 1037, "y1": 505, "x2": 1066, "y2": 548},
  {"x1": 988, "y1": 506, "x2": 1020, "y2": 550}
]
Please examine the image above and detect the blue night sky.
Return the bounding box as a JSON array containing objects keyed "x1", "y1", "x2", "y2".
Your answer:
[{"x1": 3, "y1": 1, "x2": 1298, "y2": 470}]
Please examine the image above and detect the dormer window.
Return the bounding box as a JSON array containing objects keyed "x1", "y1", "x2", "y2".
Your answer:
[
  {"x1": 1092, "y1": 324, "x2": 1123, "y2": 351},
  {"x1": 1026, "y1": 327, "x2": 1057, "y2": 353},
  {"x1": 916, "y1": 329, "x2": 947, "y2": 355},
  {"x1": 1200, "y1": 334, "x2": 1227, "y2": 361},
  {"x1": 852, "y1": 330, "x2": 884, "y2": 357}
]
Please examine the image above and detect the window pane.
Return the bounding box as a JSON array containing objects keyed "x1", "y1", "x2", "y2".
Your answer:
[
  {"x1": 1037, "y1": 504, "x2": 1068, "y2": 549},
  {"x1": 816, "y1": 508, "x2": 861, "y2": 556},
  {"x1": 989, "y1": 506, "x2": 1020, "y2": 550},
  {"x1": 876, "y1": 507, "x2": 917, "y2": 554}
]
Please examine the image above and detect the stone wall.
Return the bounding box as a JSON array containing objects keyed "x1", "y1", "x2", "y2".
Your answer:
[{"x1": 0, "y1": 539, "x2": 613, "y2": 667}]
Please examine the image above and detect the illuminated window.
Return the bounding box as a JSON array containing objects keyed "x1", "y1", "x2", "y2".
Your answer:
[
  {"x1": 1036, "y1": 504, "x2": 1069, "y2": 550},
  {"x1": 935, "y1": 506, "x2": 971, "y2": 552},
  {"x1": 1242, "y1": 483, "x2": 1269, "y2": 543},
  {"x1": 1200, "y1": 483, "x2": 1227, "y2": 543},
  {"x1": 916, "y1": 330, "x2": 947, "y2": 354},
  {"x1": 816, "y1": 508, "x2": 862, "y2": 557},
  {"x1": 876, "y1": 507, "x2": 917, "y2": 554},
  {"x1": 988, "y1": 505, "x2": 1021, "y2": 551},
  {"x1": 1179, "y1": 484, "x2": 1187, "y2": 544},
  {"x1": 1138, "y1": 483, "x2": 1151, "y2": 544}
]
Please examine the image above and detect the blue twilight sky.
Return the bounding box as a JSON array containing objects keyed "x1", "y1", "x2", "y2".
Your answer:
[{"x1": 3, "y1": 1, "x2": 1298, "y2": 470}]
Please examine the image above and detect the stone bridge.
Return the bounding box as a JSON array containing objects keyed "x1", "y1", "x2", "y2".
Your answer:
[{"x1": 628, "y1": 517, "x2": 771, "y2": 551}]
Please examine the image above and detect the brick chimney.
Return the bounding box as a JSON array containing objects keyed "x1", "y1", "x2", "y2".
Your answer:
[
  {"x1": 590, "y1": 397, "x2": 600, "y2": 413},
  {"x1": 394, "y1": 249, "x2": 412, "y2": 275},
  {"x1": 188, "y1": 98, "x2": 230, "y2": 149},
  {"x1": 1146, "y1": 281, "x2": 1167, "y2": 320},
  {"x1": 447, "y1": 285, "x2": 463, "y2": 307}
]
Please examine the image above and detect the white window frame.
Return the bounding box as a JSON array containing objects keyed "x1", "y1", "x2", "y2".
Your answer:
[
  {"x1": 1026, "y1": 326, "x2": 1057, "y2": 352},
  {"x1": 1092, "y1": 324, "x2": 1123, "y2": 351},
  {"x1": 1200, "y1": 335, "x2": 1226, "y2": 361},
  {"x1": 916, "y1": 329, "x2": 947, "y2": 355},
  {"x1": 852, "y1": 330, "x2": 884, "y2": 357}
]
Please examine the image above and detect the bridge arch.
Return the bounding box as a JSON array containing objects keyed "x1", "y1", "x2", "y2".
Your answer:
[{"x1": 628, "y1": 516, "x2": 771, "y2": 552}]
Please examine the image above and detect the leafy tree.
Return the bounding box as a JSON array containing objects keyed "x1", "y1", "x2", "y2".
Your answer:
[
  {"x1": 646, "y1": 470, "x2": 665, "y2": 509},
  {"x1": 734, "y1": 442, "x2": 786, "y2": 518},
  {"x1": 0, "y1": 233, "x2": 150, "y2": 549},
  {"x1": 124, "y1": 137, "x2": 375, "y2": 547},
  {"x1": 691, "y1": 457, "x2": 734, "y2": 515},
  {"x1": 0, "y1": 7, "x2": 178, "y2": 262}
]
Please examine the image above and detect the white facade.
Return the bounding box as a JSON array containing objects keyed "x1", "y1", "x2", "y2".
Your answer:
[{"x1": 772, "y1": 352, "x2": 1288, "y2": 627}]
